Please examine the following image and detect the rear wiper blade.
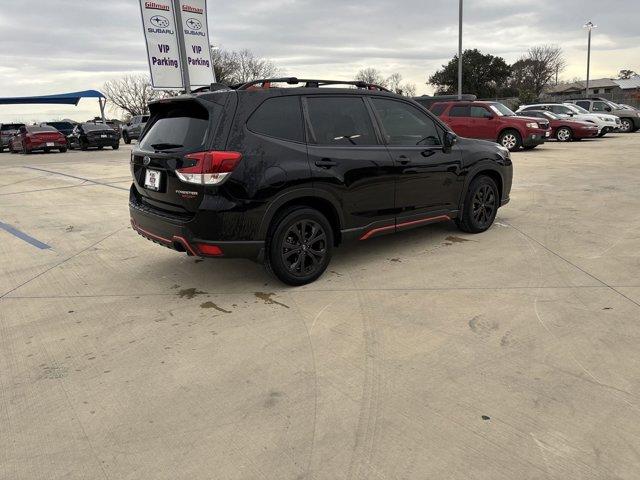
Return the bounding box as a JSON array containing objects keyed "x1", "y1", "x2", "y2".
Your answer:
[{"x1": 151, "y1": 143, "x2": 183, "y2": 150}]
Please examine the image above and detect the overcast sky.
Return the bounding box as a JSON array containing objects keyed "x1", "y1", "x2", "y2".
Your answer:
[{"x1": 1, "y1": 0, "x2": 638, "y2": 122}]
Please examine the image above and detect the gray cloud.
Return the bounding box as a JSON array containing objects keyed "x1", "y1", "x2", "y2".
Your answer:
[{"x1": 1, "y1": 0, "x2": 638, "y2": 122}]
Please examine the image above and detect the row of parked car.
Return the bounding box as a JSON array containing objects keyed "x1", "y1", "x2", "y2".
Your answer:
[
  {"x1": 0, "y1": 115, "x2": 150, "y2": 154},
  {"x1": 414, "y1": 96, "x2": 639, "y2": 152}
]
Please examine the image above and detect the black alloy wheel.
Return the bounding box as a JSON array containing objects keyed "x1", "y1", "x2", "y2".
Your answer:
[
  {"x1": 456, "y1": 175, "x2": 499, "y2": 233},
  {"x1": 268, "y1": 207, "x2": 333, "y2": 285},
  {"x1": 472, "y1": 184, "x2": 497, "y2": 228}
]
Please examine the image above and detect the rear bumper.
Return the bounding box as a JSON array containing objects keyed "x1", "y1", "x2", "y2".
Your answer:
[
  {"x1": 87, "y1": 138, "x2": 119, "y2": 147},
  {"x1": 129, "y1": 197, "x2": 264, "y2": 260}
]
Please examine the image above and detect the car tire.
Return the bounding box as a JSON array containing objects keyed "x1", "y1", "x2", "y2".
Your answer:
[
  {"x1": 0, "y1": 145, "x2": 4, "y2": 153},
  {"x1": 266, "y1": 207, "x2": 333, "y2": 286},
  {"x1": 59, "y1": 147, "x2": 67, "y2": 153},
  {"x1": 556, "y1": 127, "x2": 573, "y2": 142},
  {"x1": 598, "y1": 130, "x2": 607, "y2": 138},
  {"x1": 112, "y1": 143, "x2": 119, "y2": 150},
  {"x1": 619, "y1": 118, "x2": 634, "y2": 133},
  {"x1": 123, "y1": 132, "x2": 131, "y2": 144},
  {"x1": 22, "y1": 144, "x2": 30, "y2": 155},
  {"x1": 80, "y1": 140, "x2": 88, "y2": 151},
  {"x1": 498, "y1": 130, "x2": 522, "y2": 152},
  {"x1": 456, "y1": 175, "x2": 499, "y2": 234}
]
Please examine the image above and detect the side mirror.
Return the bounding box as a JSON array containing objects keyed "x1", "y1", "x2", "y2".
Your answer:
[
  {"x1": 443, "y1": 131, "x2": 458, "y2": 150},
  {"x1": 605, "y1": 106, "x2": 612, "y2": 112}
]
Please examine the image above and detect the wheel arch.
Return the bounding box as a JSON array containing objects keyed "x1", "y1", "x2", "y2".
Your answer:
[
  {"x1": 459, "y1": 164, "x2": 504, "y2": 212},
  {"x1": 497, "y1": 127, "x2": 523, "y2": 142},
  {"x1": 258, "y1": 188, "x2": 344, "y2": 246}
]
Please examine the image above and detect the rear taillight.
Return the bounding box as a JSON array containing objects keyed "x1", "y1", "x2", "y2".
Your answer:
[{"x1": 176, "y1": 151, "x2": 242, "y2": 185}]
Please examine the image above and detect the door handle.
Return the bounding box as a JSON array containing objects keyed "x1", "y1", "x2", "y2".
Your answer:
[
  {"x1": 315, "y1": 158, "x2": 337, "y2": 168},
  {"x1": 397, "y1": 155, "x2": 411, "y2": 165}
]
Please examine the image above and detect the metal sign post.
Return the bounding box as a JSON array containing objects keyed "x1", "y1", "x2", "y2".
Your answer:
[{"x1": 172, "y1": 0, "x2": 191, "y2": 94}]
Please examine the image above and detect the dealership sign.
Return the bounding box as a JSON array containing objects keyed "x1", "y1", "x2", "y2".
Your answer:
[
  {"x1": 178, "y1": 0, "x2": 215, "y2": 87},
  {"x1": 139, "y1": 0, "x2": 215, "y2": 89}
]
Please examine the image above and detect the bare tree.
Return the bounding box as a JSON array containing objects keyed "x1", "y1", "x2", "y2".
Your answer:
[
  {"x1": 385, "y1": 72, "x2": 417, "y2": 96},
  {"x1": 355, "y1": 68, "x2": 387, "y2": 87},
  {"x1": 210, "y1": 47, "x2": 280, "y2": 85},
  {"x1": 103, "y1": 74, "x2": 162, "y2": 118},
  {"x1": 515, "y1": 45, "x2": 566, "y2": 96},
  {"x1": 618, "y1": 69, "x2": 638, "y2": 80}
]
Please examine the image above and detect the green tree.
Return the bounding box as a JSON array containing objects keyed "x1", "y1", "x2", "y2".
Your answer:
[
  {"x1": 618, "y1": 69, "x2": 638, "y2": 80},
  {"x1": 428, "y1": 49, "x2": 511, "y2": 98}
]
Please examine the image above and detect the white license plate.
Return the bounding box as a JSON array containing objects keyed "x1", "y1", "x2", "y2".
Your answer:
[
  {"x1": 144, "y1": 169, "x2": 161, "y2": 191},
  {"x1": 101, "y1": 134, "x2": 107, "y2": 138},
  {"x1": 46, "y1": 142, "x2": 54, "y2": 147}
]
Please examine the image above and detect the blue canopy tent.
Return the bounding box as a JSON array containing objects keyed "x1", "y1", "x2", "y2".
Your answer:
[{"x1": 0, "y1": 90, "x2": 107, "y2": 121}]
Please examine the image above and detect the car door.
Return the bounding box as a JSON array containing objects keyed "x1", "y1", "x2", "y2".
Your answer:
[
  {"x1": 444, "y1": 104, "x2": 471, "y2": 137},
  {"x1": 469, "y1": 105, "x2": 496, "y2": 140},
  {"x1": 304, "y1": 95, "x2": 396, "y2": 238},
  {"x1": 370, "y1": 97, "x2": 463, "y2": 226}
]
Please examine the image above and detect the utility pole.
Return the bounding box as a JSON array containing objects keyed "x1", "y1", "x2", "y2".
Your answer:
[
  {"x1": 457, "y1": 0, "x2": 463, "y2": 99},
  {"x1": 173, "y1": 0, "x2": 191, "y2": 94},
  {"x1": 584, "y1": 21, "x2": 597, "y2": 96}
]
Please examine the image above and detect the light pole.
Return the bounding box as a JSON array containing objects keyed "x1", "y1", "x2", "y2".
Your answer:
[
  {"x1": 457, "y1": 0, "x2": 463, "y2": 99},
  {"x1": 583, "y1": 21, "x2": 597, "y2": 96}
]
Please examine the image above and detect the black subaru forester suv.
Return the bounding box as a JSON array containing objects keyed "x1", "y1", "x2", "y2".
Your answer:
[{"x1": 130, "y1": 78, "x2": 512, "y2": 285}]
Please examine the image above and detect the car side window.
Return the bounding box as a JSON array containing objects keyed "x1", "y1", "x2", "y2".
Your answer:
[
  {"x1": 576, "y1": 101, "x2": 591, "y2": 110},
  {"x1": 592, "y1": 101, "x2": 607, "y2": 112},
  {"x1": 306, "y1": 97, "x2": 377, "y2": 146},
  {"x1": 247, "y1": 96, "x2": 304, "y2": 142},
  {"x1": 430, "y1": 104, "x2": 446, "y2": 117},
  {"x1": 371, "y1": 98, "x2": 442, "y2": 146},
  {"x1": 449, "y1": 105, "x2": 470, "y2": 117},
  {"x1": 470, "y1": 106, "x2": 491, "y2": 118},
  {"x1": 551, "y1": 105, "x2": 569, "y2": 115}
]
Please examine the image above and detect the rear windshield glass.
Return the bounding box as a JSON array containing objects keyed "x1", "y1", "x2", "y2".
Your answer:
[
  {"x1": 27, "y1": 125, "x2": 57, "y2": 133},
  {"x1": 139, "y1": 102, "x2": 215, "y2": 151},
  {"x1": 82, "y1": 123, "x2": 112, "y2": 132},
  {"x1": 47, "y1": 122, "x2": 73, "y2": 130},
  {"x1": 1, "y1": 124, "x2": 24, "y2": 131}
]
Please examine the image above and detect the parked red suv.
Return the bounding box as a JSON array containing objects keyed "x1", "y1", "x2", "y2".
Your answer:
[{"x1": 429, "y1": 101, "x2": 550, "y2": 151}]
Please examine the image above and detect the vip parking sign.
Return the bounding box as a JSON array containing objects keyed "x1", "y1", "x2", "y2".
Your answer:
[
  {"x1": 178, "y1": 0, "x2": 215, "y2": 86},
  {"x1": 139, "y1": 0, "x2": 184, "y2": 88}
]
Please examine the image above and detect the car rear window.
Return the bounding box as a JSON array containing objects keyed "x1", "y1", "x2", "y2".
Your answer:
[
  {"x1": 47, "y1": 122, "x2": 73, "y2": 130},
  {"x1": 82, "y1": 123, "x2": 111, "y2": 132},
  {"x1": 140, "y1": 101, "x2": 216, "y2": 151},
  {"x1": 27, "y1": 125, "x2": 57, "y2": 133},
  {"x1": 306, "y1": 97, "x2": 377, "y2": 146},
  {"x1": 247, "y1": 96, "x2": 304, "y2": 142}
]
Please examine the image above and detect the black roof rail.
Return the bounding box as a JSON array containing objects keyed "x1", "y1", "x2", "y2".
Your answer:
[
  {"x1": 191, "y1": 83, "x2": 233, "y2": 94},
  {"x1": 233, "y1": 77, "x2": 392, "y2": 92}
]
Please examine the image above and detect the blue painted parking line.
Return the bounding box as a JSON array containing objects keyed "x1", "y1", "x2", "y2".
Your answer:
[{"x1": 0, "y1": 221, "x2": 51, "y2": 250}]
